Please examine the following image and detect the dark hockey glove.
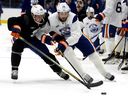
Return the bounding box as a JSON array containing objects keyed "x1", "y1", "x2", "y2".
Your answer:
[
  {"x1": 95, "y1": 13, "x2": 105, "y2": 22},
  {"x1": 49, "y1": 31, "x2": 65, "y2": 42},
  {"x1": 11, "y1": 25, "x2": 21, "y2": 39},
  {"x1": 122, "y1": 20, "x2": 128, "y2": 32},
  {"x1": 41, "y1": 34, "x2": 54, "y2": 45},
  {"x1": 55, "y1": 41, "x2": 69, "y2": 55},
  {"x1": 119, "y1": 20, "x2": 128, "y2": 32}
]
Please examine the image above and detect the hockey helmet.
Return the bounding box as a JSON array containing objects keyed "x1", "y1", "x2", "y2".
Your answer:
[
  {"x1": 57, "y1": 3, "x2": 70, "y2": 12},
  {"x1": 31, "y1": 4, "x2": 45, "y2": 24},
  {"x1": 31, "y1": 0, "x2": 39, "y2": 5},
  {"x1": 31, "y1": 4, "x2": 45, "y2": 15},
  {"x1": 86, "y1": 7, "x2": 94, "y2": 13}
]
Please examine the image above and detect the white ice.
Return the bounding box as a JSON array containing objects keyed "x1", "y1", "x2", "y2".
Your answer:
[{"x1": 0, "y1": 24, "x2": 128, "y2": 96}]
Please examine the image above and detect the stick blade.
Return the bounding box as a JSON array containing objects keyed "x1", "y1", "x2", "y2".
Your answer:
[{"x1": 89, "y1": 80, "x2": 103, "y2": 87}]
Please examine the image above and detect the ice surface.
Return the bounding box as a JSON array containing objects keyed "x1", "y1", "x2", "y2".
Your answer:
[{"x1": 0, "y1": 24, "x2": 128, "y2": 96}]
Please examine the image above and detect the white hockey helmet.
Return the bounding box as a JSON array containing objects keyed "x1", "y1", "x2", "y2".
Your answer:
[
  {"x1": 56, "y1": 2, "x2": 70, "y2": 12},
  {"x1": 31, "y1": 4, "x2": 45, "y2": 15},
  {"x1": 86, "y1": 7, "x2": 94, "y2": 13},
  {"x1": 31, "y1": 0, "x2": 39, "y2": 5}
]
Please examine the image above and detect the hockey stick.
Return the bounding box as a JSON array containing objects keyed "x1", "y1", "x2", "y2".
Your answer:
[
  {"x1": 90, "y1": 31, "x2": 101, "y2": 40},
  {"x1": 104, "y1": 34, "x2": 125, "y2": 64},
  {"x1": 59, "y1": 51, "x2": 103, "y2": 87},
  {"x1": 82, "y1": 31, "x2": 101, "y2": 40},
  {"x1": 118, "y1": 36, "x2": 127, "y2": 70},
  {"x1": 19, "y1": 36, "x2": 91, "y2": 89},
  {"x1": 96, "y1": 41, "x2": 105, "y2": 51}
]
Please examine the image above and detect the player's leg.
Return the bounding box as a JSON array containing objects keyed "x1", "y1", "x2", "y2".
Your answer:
[
  {"x1": 63, "y1": 47, "x2": 93, "y2": 83},
  {"x1": 11, "y1": 39, "x2": 25, "y2": 80},
  {"x1": 75, "y1": 35, "x2": 115, "y2": 81},
  {"x1": 99, "y1": 32, "x2": 105, "y2": 54},
  {"x1": 114, "y1": 29, "x2": 125, "y2": 63},
  {"x1": 28, "y1": 37, "x2": 69, "y2": 80},
  {"x1": 121, "y1": 33, "x2": 128, "y2": 70},
  {"x1": 102, "y1": 24, "x2": 117, "y2": 62}
]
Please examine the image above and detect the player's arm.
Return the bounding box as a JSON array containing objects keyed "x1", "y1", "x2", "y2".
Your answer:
[
  {"x1": 82, "y1": 19, "x2": 89, "y2": 36},
  {"x1": 95, "y1": 0, "x2": 116, "y2": 22},
  {"x1": 66, "y1": 16, "x2": 82, "y2": 46},
  {"x1": 33, "y1": 22, "x2": 54, "y2": 45},
  {"x1": 8, "y1": 17, "x2": 22, "y2": 39}
]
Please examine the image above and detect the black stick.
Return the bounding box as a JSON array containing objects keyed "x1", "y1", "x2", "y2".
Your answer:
[
  {"x1": 19, "y1": 36, "x2": 91, "y2": 89},
  {"x1": 118, "y1": 36, "x2": 126, "y2": 70},
  {"x1": 104, "y1": 35, "x2": 125, "y2": 64}
]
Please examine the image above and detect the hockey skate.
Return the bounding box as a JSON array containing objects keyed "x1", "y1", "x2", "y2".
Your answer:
[
  {"x1": 102, "y1": 53, "x2": 115, "y2": 62},
  {"x1": 57, "y1": 71, "x2": 69, "y2": 80},
  {"x1": 82, "y1": 74, "x2": 103, "y2": 88},
  {"x1": 105, "y1": 73, "x2": 115, "y2": 81},
  {"x1": 118, "y1": 53, "x2": 128, "y2": 70},
  {"x1": 11, "y1": 70, "x2": 18, "y2": 80},
  {"x1": 102, "y1": 53, "x2": 115, "y2": 64},
  {"x1": 113, "y1": 52, "x2": 121, "y2": 64},
  {"x1": 99, "y1": 49, "x2": 104, "y2": 54},
  {"x1": 113, "y1": 58, "x2": 121, "y2": 64},
  {"x1": 83, "y1": 74, "x2": 93, "y2": 84},
  {"x1": 121, "y1": 66, "x2": 128, "y2": 70},
  {"x1": 121, "y1": 60, "x2": 128, "y2": 70}
]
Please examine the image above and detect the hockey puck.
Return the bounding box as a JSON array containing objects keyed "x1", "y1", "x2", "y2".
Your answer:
[{"x1": 101, "y1": 92, "x2": 107, "y2": 95}]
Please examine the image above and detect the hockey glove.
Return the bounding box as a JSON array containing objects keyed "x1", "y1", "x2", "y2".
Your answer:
[
  {"x1": 41, "y1": 34, "x2": 54, "y2": 45},
  {"x1": 11, "y1": 25, "x2": 21, "y2": 39},
  {"x1": 95, "y1": 13, "x2": 105, "y2": 22},
  {"x1": 122, "y1": 20, "x2": 128, "y2": 32},
  {"x1": 119, "y1": 20, "x2": 128, "y2": 32},
  {"x1": 55, "y1": 41, "x2": 69, "y2": 55},
  {"x1": 49, "y1": 31, "x2": 65, "y2": 42}
]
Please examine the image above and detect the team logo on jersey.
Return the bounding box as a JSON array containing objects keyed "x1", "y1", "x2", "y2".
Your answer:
[
  {"x1": 59, "y1": 25, "x2": 71, "y2": 37},
  {"x1": 89, "y1": 24, "x2": 99, "y2": 33}
]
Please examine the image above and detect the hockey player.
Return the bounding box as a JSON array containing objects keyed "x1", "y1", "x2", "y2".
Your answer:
[
  {"x1": 118, "y1": 0, "x2": 128, "y2": 70},
  {"x1": 21, "y1": 0, "x2": 44, "y2": 15},
  {"x1": 95, "y1": 0, "x2": 123, "y2": 62},
  {"x1": 83, "y1": 7, "x2": 102, "y2": 51},
  {"x1": 7, "y1": 4, "x2": 69, "y2": 80},
  {"x1": 47, "y1": 3, "x2": 115, "y2": 83}
]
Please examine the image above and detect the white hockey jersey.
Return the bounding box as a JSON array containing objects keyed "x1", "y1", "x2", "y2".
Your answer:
[
  {"x1": 122, "y1": 0, "x2": 128, "y2": 20},
  {"x1": 83, "y1": 17, "x2": 101, "y2": 42},
  {"x1": 49, "y1": 12, "x2": 82, "y2": 46},
  {"x1": 33, "y1": 22, "x2": 51, "y2": 40},
  {"x1": 103, "y1": 0, "x2": 123, "y2": 27}
]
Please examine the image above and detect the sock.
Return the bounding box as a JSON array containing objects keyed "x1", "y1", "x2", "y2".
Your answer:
[
  {"x1": 64, "y1": 47, "x2": 88, "y2": 77},
  {"x1": 105, "y1": 38, "x2": 115, "y2": 55}
]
